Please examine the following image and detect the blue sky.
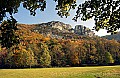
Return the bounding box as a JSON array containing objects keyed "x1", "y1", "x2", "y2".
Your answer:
[{"x1": 13, "y1": 0, "x2": 110, "y2": 36}]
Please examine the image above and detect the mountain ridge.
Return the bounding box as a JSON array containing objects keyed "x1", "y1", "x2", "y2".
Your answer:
[
  {"x1": 17, "y1": 21, "x2": 95, "y2": 38},
  {"x1": 102, "y1": 32, "x2": 120, "y2": 41}
]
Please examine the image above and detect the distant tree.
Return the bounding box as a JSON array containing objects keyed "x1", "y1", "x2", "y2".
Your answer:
[
  {"x1": 105, "y1": 40, "x2": 120, "y2": 64},
  {"x1": 50, "y1": 44, "x2": 65, "y2": 67},
  {"x1": 5, "y1": 45, "x2": 37, "y2": 68},
  {"x1": 0, "y1": 48, "x2": 7, "y2": 68},
  {"x1": 95, "y1": 38, "x2": 106, "y2": 65},
  {"x1": 84, "y1": 40, "x2": 97, "y2": 64},
  {"x1": 77, "y1": 41, "x2": 87, "y2": 65},
  {"x1": 105, "y1": 52, "x2": 114, "y2": 65},
  {"x1": 62, "y1": 40, "x2": 80, "y2": 66},
  {"x1": 38, "y1": 43, "x2": 51, "y2": 67},
  {"x1": 27, "y1": 48, "x2": 37, "y2": 68},
  {"x1": 46, "y1": 39, "x2": 66, "y2": 67}
]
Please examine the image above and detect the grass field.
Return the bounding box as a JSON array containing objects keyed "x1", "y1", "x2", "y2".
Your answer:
[{"x1": 0, "y1": 66, "x2": 120, "y2": 78}]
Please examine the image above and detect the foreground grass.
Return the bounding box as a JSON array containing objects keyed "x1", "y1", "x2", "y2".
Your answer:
[{"x1": 0, "y1": 66, "x2": 120, "y2": 78}]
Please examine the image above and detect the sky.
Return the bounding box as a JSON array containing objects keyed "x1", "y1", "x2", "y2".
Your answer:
[{"x1": 12, "y1": 0, "x2": 110, "y2": 36}]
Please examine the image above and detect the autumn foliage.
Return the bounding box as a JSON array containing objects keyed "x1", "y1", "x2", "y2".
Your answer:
[{"x1": 0, "y1": 24, "x2": 120, "y2": 68}]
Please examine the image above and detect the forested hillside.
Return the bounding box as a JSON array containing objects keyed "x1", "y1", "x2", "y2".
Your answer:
[
  {"x1": 0, "y1": 23, "x2": 120, "y2": 68},
  {"x1": 29, "y1": 21, "x2": 95, "y2": 38},
  {"x1": 102, "y1": 32, "x2": 120, "y2": 41}
]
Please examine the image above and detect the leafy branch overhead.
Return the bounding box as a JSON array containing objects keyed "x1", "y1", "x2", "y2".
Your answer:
[
  {"x1": 54, "y1": 0, "x2": 77, "y2": 17},
  {"x1": 73, "y1": 0, "x2": 120, "y2": 34},
  {"x1": 0, "y1": 16, "x2": 19, "y2": 48},
  {"x1": 0, "y1": 0, "x2": 119, "y2": 32},
  {"x1": 0, "y1": 0, "x2": 46, "y2": 21},
  {"x1": 0, "y1": 0, "x2": 120, "y2": 48},
  {"x1": 0, "y1": 0, "x2": 76, "y2": 21}
]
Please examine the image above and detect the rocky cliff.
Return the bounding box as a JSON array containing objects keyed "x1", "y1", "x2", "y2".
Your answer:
[
  {"x1": 74, "y1": 25, "x2": 95, "y2": 37},
  {"x1": 17, "y1": 21, "x2": 95, "y2": 39}
]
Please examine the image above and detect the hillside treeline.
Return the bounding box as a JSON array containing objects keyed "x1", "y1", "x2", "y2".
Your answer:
[{"x1": 0, "y1": 25, "x2": 120, "y2": 68}]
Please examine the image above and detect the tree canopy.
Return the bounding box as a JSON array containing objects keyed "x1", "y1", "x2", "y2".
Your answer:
[
  {"x1": 0, "y1": 0, "x2": 76, "y2": 22},
  {"x1": 0, "y1": 0, "x2": 120, "y2": 48},
  {"x1": 0, "y1": 25, "x2": 120, "y2": 68},
  {"x1": 0, "y1": 0, "x2": 119, "y2": 30},
  {"x1": 73, "y1": 0, "x2": 120, "y2": 34}
]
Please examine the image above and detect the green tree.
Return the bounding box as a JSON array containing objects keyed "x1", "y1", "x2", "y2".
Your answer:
[
  {"x1": 27, "y1": 48, "x2": 37, "y2": 68},
  {"x1": 84, "y1": 40, "x2": 98, "y2": 64},
  {"x1": 39, "y1": 43, "x2": 51, "y2": 67},
  {"x1": 95, "y1": 38, "x2": 106, "y2": 65},
  {"x1": 73, "y1": 0, "x2": 120, "y2": 34},
  {"x1": 5, "y1": 45, "x2": 37, "y2": 68},
  {"x1": 77, "y1": 41, "x2": 87, "y2": 65},
  {"x1": 47, "y1": 39, "x2": 65, "y2": 67},
  {"x1": 0, "y1": 0, "x2": 76, "y2": 21},
  {"x1": 105, "y1": 40, "x2": 120, "y2": 64},
  {"x1": 0, "y1": 0, "x2": 46, "y2": 21},
  {"x1": 0, "y1": 17, "x2": 19, "y2": 49},
  {"x1": 51, "y1": 44, "x2": 65, "y2": 67},
  {"x1": 105, "y1": 52, "x2": 114, "y2": 65}
]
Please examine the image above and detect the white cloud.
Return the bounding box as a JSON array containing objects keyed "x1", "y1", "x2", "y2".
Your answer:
[{"x1": 94, "y1": 29, "x2": 110, "y2": 36}]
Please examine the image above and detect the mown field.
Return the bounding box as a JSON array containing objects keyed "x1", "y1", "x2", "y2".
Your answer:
[{"x1": 0, "y1": 66, "x2": 120, "y2": 78}]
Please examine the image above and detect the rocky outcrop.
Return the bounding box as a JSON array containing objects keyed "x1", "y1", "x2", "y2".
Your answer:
[
  {"x1": 36, "y1": 21, "x2": 72, "y2": 31},
  {"x1": 32, "y1": 21, "x2": 73, "y2": 38},
  {"x1": 74, "y1": 25, "x2": 95, "y2": 37},
  {"x1": 17, "y1": 21, "x2": 95, "y2": 39}
]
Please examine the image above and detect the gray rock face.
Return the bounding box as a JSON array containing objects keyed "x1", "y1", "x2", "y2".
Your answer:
[
  {"x1": 74, "y1": 25, "x2": 95, "y2": 37},
  {"x1": 32, "y1": 21, "x2": 95, "y2": 38},
  {"x1": 38, "y1": 21, "x2": 72, "y2": 31}
]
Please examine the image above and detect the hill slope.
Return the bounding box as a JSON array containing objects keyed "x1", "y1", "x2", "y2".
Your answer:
[
  {"x1": 102, "y1": 32, "x2": 120, "y2": 40},
  {"x1": 17, "y1": 21, "x2": 95, "y2": 39}
]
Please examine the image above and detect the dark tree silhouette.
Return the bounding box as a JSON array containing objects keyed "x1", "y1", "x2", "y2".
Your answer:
[{"x1": 73, "y1": 0, "x2": 120, "y2": 34}]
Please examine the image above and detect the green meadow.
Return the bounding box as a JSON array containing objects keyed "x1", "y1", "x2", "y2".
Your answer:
[{"x1": 0, "y1": 66, "x2": 120, "y2": 78}]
